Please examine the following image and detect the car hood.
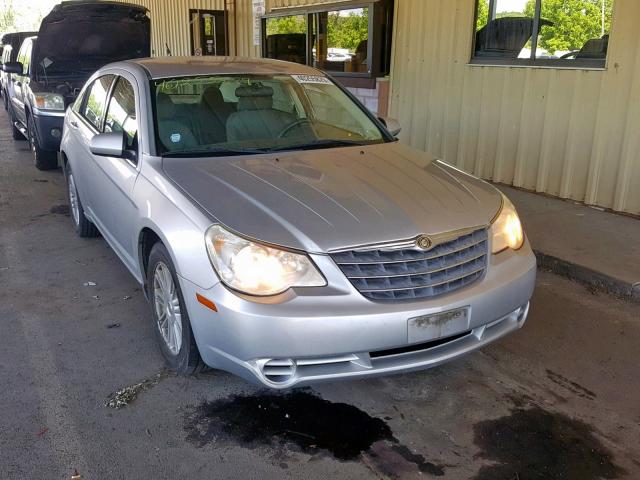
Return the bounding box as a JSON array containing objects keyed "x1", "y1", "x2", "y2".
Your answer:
[
  {"x1": 33, "y1": 2, "x2": 150, "y2": 79},
  {"x1": 163, "y1": 142, "x2": 503, "y2": 253}
]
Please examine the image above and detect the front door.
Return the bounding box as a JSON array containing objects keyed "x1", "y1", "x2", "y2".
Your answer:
[
  {"x1": 72, "y1": 73, "x2": 140, "y2": 273},
  {"x1": 190, "y1": 10, "x2": 227, "y2": 56}
]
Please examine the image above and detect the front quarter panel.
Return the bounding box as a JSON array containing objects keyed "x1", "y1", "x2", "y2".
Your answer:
[{"x1": 135, "y1": 156, "x2": 220, "y2": 290}]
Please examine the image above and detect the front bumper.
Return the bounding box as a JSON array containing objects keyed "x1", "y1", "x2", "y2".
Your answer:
[
  {"x1": 180, "y1": 241, "x2": 537, "y2": 389},
  {"x1": 32, "y1": 110, "x2": 64, "y2": 152}
]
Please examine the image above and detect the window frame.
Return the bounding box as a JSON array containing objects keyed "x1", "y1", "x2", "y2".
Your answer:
[
  {"x1": 470, "y1": 0, "x2": 613, "y2": 69},
  {"x1": 188, "y1": 9, "x2": 229, "y2": 56},
  {"x1": 261, "y1": 0, "x2": 393, "y2": 87}
]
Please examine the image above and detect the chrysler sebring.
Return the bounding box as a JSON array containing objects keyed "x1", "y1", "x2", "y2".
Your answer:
[{"x1": 60, "y1": 57, "x2": 536, "y2": 388}]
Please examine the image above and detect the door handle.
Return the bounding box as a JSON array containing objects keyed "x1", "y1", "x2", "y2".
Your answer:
[{"x1": 69, "y1": 120, "x2": 79, "y2": 129}]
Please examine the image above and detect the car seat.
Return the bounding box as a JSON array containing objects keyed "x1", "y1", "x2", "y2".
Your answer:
[
  {"x1": 156, "y1": 92, "x2": 198, "y2": 151},
  {"x1": 226, "y1": 84, "x2": 295, "y2": 142},
  {"x1": 194, "y1": 85, "x2": 235, "y2": 144}
]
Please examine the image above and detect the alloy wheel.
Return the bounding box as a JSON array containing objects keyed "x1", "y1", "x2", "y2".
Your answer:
[
  {"x1": 153, "y1": 262, "x2": 183, "y2": 355},
  {"x1": 67, "y1": 173, "x2": 81, "y2": 226}
]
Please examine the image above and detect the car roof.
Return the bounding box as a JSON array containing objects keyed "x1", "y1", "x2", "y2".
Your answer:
[{"x1": 126, "y1": 56, "x2": 322, "y2": 79}]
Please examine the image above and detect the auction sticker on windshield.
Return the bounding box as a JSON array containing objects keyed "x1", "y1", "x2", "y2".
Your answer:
[{"x1": 291, "y1": 74, "x2": 333, "y2": 85}]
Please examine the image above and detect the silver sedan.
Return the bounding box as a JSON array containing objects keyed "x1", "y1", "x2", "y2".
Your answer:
[{"x1": 60, "y1": 57, "x2": 536, "y2": 388}]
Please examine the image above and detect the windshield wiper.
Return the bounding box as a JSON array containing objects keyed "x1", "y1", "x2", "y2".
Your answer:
[
  {"x1": 162, "y1": 146, "x2": 270, "y2": 158},
  {"x1": 264, "y1": 139, "x2": 370, "y2": 152}
]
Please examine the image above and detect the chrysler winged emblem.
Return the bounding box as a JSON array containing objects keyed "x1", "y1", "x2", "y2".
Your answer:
[{"x1": 416, "y1": 235, "x2": 432, "y2": 250}]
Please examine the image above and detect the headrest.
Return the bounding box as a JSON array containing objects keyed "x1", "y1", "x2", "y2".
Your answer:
[
  {"x1": 202, "y1": 85, "x2": 225, "y2": 110},
  {"x1": 156, "y1": 92, "x2": 175, "y2": 118},
  {"x1": 235, "y1": 84, "x2": 274, "y2": 111}
]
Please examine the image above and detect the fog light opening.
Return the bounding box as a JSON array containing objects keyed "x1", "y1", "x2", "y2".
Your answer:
[{"x1": 261, "y1": 358, "x2": 296, "y2": 385}]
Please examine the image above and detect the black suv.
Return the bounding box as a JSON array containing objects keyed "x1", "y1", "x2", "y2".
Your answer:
[{"x1": 3, "y1": 1, "x2": 150, "y2": 170}]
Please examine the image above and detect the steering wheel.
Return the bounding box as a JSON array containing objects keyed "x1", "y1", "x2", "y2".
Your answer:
[{"x1": 278, "y1": 119, "x2": 312, "y2": 139}]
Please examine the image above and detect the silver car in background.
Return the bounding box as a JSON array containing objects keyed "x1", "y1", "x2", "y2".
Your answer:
[{"x1": 60, "y1": 57, "x2": 536, "y2": 388}]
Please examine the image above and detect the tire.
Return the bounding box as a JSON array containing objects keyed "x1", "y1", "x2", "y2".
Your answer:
[
  {"x1": 8, "y1": 103, "x2": 25, "y2": 141},
  {"x1": 147, "y1": 242, "x2": 204, "y2": 375},
  {"x1": 28, "y1": 114, "x2": 58, "y2": 170},
  {"x1": 65, "y1": 164, "x2": 99, "y2": 238}
]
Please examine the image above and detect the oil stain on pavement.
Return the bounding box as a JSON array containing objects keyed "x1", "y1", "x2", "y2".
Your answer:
[
  {"x1": 185, "y1": 390, "x2": 392, "y2": 459},
  {"x1": 184, "y1": 390, "x2": 445, "y2": 476},
  {"x1": 473, "y1": 403, "x2": 625, "y2": 480}
]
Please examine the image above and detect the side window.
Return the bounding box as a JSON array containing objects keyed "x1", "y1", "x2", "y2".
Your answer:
[
  {"x1": 72, "y1": 87, "x2": 87, "y2": 114},
  {"x1": 16, "y1": 43, "x2": 27, "y2": 73},
  {"x1": 21, "y1": 42, "x2": 32, "y2": 75},
  {"x1": 104, "y1": 78, "x2": 138, "y2": 151},
  {"x1": 81, "y1": 75, "x2": 115, "y2": 130}
]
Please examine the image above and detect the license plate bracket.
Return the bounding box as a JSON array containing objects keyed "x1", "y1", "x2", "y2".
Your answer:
[{"x1": 408, "y1": 307, "x2": 470, "y2": 344}]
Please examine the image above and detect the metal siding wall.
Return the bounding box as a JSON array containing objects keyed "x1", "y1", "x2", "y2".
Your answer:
[
  {"x1": 389, "y1": 0, "x2": 640, "y2": 215},
  {"x1": 109, "y1": 0, "x2": 258, "y2": 56}
]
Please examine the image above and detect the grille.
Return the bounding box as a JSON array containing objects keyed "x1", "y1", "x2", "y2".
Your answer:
[{"x1": 330, "y1": 228, "x2": 489, "y2": 301}]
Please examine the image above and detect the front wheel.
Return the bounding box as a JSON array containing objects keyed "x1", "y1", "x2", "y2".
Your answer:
[
  {"x1": 28, "y1": 115, "x2": 58, "y2": 170},
  {"x1": 147, "y1": 242, "x2": 204, "y2": 375}
]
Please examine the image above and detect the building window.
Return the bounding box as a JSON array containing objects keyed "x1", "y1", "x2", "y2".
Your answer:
[
  {"x1": 472, "y1": 0, "x2": 614, "y2": 68},
  {"x1": 262, "y1": 0, "x2": 394, "y2": 87},
  {"x1": 264, "y1": 15, "x2": 308, "y2": 64},
  {"x1": 311, "y1": 7, "x2": 370, "y2": 74}
]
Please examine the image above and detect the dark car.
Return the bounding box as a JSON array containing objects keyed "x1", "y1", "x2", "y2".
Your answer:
[
  {"x1": 3, "y1": 1, "x2": 150, "y2": 170},
  {"x1": 1, "y1": 31, "x2": 37, "y2": 111}
]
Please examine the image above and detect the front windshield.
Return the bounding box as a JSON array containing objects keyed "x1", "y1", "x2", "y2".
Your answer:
[{"x1": 151, "y1": 73, "x2": 387, "y2": 156}]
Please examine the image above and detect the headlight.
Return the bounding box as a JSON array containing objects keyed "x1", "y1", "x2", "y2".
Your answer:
[
  {"x1": 491, "y1": 195, "x2": 524, "y2": 254},
  {"x1": 205, "y1": 225, "x2": 326, "y2": 296},
  {"x1": 32, "y1": 92, "x2": 65, "y2": 111}
]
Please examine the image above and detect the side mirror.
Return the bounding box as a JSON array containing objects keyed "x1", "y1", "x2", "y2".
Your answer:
[
  {"x1": 3, "y1": 61, "x2": 24, "y2": 75},
  {"x1": 90, "y1": 131, "x2": 125, "y2": 157},
  {"x1": 379, "y1": 116, "x2": 401, "y2": 137}
]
